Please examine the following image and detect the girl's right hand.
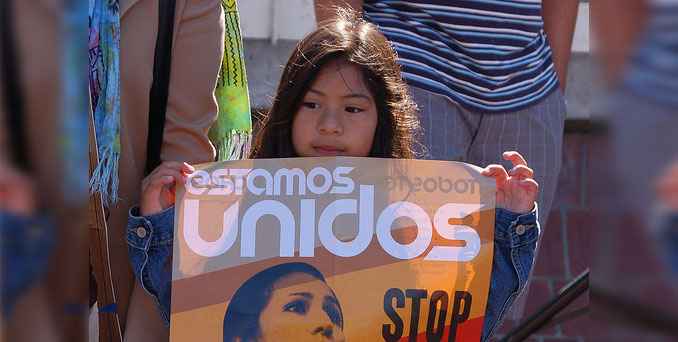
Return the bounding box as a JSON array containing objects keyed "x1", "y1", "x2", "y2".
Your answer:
[{"x1": 140, "y1": 162, "x2": 195, "y2": 216}]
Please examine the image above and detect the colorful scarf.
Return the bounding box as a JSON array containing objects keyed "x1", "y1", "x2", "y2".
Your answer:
[
  {"x1": 88, "y1": 0, "x2": 252, "y2": 205},
  {"x1": 211, "y1": 0, "x2": 252, "y2": 161},
  {"x1": 88, "y1": 0, "x2": 121, "y2": 205}
]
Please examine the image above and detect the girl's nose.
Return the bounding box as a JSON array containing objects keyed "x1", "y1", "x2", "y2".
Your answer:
[{"x1": 317, "y1": 109, "x2": 343, "y2": 135}]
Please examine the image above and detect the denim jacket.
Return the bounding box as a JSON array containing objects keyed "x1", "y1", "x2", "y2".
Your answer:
[{"x1": 127, "y1": 204, "x2": 539, "y2": 340}]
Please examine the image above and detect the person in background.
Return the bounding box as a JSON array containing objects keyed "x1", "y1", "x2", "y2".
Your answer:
[
  {"x1": 314, "y1": 0, "x2": 579, "y2": 230},
  {"x1": 314, "y1": 0, "x2": 580, "y2": 324},
  {"x1": 88, "y1": 0, "x2": 225, "y2": 340}
]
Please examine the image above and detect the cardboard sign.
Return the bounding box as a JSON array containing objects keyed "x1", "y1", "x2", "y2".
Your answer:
[{"x1": 170, "y1": 157, "x2": 495, "y2": 341}]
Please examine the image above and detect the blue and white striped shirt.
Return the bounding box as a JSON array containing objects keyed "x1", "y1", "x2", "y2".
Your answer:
[{"x1": 363, "y1": 0, "x2": 559, "y2": 113}]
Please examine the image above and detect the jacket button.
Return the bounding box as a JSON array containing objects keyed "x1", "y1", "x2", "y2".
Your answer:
[
  {"x1": 136, "y1": 226, "x2": 147, "y2": 238},
  {"x1": 515, "y1": 224, "x2": 526, "y2": 236}
]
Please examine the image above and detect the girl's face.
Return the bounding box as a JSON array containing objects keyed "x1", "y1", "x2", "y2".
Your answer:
[
  {"x1": 292, "y1": 59, "x2": 378, "y2": 157},
  {"x1": 257, "y1": 272, "x2": 345, "y2": 342}
]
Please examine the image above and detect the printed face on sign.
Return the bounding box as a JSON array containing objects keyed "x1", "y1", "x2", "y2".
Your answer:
[
  {"x1": 222, "y1": 262, "x2": 344, "y2": 342},
  {"x1": 259, "y1": 273, "x2": 344, "y2": 341}
]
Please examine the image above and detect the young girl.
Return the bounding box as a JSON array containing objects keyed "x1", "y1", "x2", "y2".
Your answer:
[{"x1": 126, "y1": 10, "x2": 540, "y2": 342}]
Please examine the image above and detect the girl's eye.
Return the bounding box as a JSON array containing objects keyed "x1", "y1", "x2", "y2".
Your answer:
[
  {"x1": 302, "y1": 102, "x2": 319, "y2": 109},
  {"x1": 283, "y1": 300, "x2": 309, "y2": 315},
  {"x1": 345, "y1": 106, "x2": 363, "y2": 113}
]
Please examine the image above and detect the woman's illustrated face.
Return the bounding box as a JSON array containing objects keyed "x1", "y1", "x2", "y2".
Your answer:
[
  {"x1": 257, "y1": 272, "x2": 345, "y2": 341},
  {"x1": 292, "y1": 59, "x2": 378, "y2": 158}
]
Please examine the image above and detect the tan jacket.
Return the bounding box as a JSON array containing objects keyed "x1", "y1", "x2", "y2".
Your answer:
[{"x1": 109, "y1": 0, "x2": 223, "y2": 330}]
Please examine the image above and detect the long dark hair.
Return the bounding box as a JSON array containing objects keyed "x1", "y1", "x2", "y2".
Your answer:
[
  {"x1": 222, "y1": 262, "x2": 343, "y2": 342},
  {"x1": 249, "y1": 9, "x2": 420, "y2": 159}
]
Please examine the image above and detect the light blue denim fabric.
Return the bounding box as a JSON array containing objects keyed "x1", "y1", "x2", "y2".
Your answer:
[
  {"x1": 127, "y1": 204, "x2": 539, "y2": 337},
  {"x1": 482, "y1": 205, "x2": 540, "y2": 341},
  {"x1": 126, "y1": 206, "x2": 174, "y2": 326}
]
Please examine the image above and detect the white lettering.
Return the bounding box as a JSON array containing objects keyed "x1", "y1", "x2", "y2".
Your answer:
[
  {"x1": 307, "y1": 167, "x2": 332, "y2": 195},
  {"x1": 425, "y1": 204, "x2": 483, "y2": 262},
  {"x1": 376, "y1": 201, "x2": 433, "y2": 260},
  {"x1": 183, "y1": 199, "x2": 239, "y2": 257}
]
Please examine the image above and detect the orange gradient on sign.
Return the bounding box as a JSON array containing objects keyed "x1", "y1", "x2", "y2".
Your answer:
[{"x1": 170, "y1": 158, "x2": 495, "y2": 342}]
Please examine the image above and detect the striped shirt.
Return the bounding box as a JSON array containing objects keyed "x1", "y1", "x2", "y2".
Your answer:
[
  {"x1": 624, "y1": 0, "x2": 678, "y2": 107},
  {"x1": 363, "y1": 0, "x2": 558, "y2": 113}
]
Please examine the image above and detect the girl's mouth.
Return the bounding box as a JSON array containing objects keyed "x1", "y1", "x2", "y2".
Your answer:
[{"x1": 312, "y1": 145, "x2": 345, "y2": 156}]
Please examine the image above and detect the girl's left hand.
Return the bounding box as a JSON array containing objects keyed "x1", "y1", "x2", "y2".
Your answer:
[{"x1": 481, "y1": 151, "x2": 539, "y2": 214}]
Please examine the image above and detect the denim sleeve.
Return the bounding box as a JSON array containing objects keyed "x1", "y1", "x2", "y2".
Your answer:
[
  {"x1": 126, "y1": 205, "x2": 175, "y2": 326},
  {"x1": 481, "y1": 204, "x2": 540, "y2": 341}
]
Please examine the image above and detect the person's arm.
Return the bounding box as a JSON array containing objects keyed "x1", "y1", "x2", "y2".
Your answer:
[
  {"x1": 590, "y1": 0, "x2": 648, "y2": 85},
  {"x1": 161, "y1": 0, "x2": 223, "y2": 165},
  {"x1": 542, "y1": 0, "x2": 579, "y2": 91},
  {"x1": 314, "y1": 0, "x2": 364, "y2": 24}
]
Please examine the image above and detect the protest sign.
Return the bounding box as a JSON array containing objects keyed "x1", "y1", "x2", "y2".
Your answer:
[{"x1": 170, "y1": 157, "x2": 495, "y2": 341}]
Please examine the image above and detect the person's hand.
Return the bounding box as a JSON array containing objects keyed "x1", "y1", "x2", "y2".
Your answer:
[
  {"x1": 481, "y1": 151, "x2": 539, "y2": 214},
  {"x1": 140, "y1": 162, "x2": 194, "y2": 216},
  {"x1": 656, "y1": 161, "x2": 678, "y2": 211},
  {"x1": 0, "y1": 163, "x2": 36, "y2": 216}
]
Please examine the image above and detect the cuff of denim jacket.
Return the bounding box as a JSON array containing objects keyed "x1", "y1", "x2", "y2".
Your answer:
[
  {"x1": 494, "y1": 203, "x2": 540, "y2": 248},
  {"x1": 126, "y1": 205, "x2": 175, "y2": 250}
]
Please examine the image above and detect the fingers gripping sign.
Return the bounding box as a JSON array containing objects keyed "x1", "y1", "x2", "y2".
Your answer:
[
  {"x1": 140, "y1": 162, "x2": 195, "y2": 216},
  {"x1": 481, "y1": 151, "x2": 538, "y2": 214}
]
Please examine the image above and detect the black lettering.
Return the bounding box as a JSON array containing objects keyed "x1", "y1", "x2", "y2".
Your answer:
[
  {"x1": 385, "y1": 177, "x2": 394, "y2": 191},
  {"x1": 454, "y1": 180, "x2": 469, "y2": 194},
  {"x1": 448, "y1": 291, "x2": 472, "y2": 342},
  {"x1": 468, "y1": 179, "x2": 479, "y2": 195},
  {"x1": 412, "y1": 177, "x2": 423, "y2": 193},
  {"x1": 426, "y1": 291, "x2": 449, "y2": 341},
  {"x1": 405, "y1": 289, "x2": 427, "y2": 341},
  {"x1": 423, "y1": 178, "x2": 437, "y2": 192},
  {"x1": 398, "y1": 176, "x2": 411, "y2": 192},
  {"x1": 383, "y1": 288, "x2": 405, "y2": 341},
  {"x1": 439, "y1": 177, "x2": 453, "y2": 193}
]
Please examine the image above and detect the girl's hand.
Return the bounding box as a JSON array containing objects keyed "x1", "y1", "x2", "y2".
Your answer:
[
  {"x1": 656, "y1": 161, "x2": 678, "y2": 211},
  {"x1": 0, "y1": 163, "x2": 36, "y2": 216},
  {"x1": 481, "y1": 151, "x2": 539, "y2": 214},
  {"x1": 140, "y1": 162, "x2": 195, "y2": 216}
]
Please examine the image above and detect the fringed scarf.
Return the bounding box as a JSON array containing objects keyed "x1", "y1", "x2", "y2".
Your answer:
[
  {"x1": 89, "y1": 0, "x2": 252, "y2": 205},
  {"x1": 88, "y1": 0, "x2": 120, "y2": 205},
  {"x1": 211, "y1": 0, "x2": 252, "y2": 161}
]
